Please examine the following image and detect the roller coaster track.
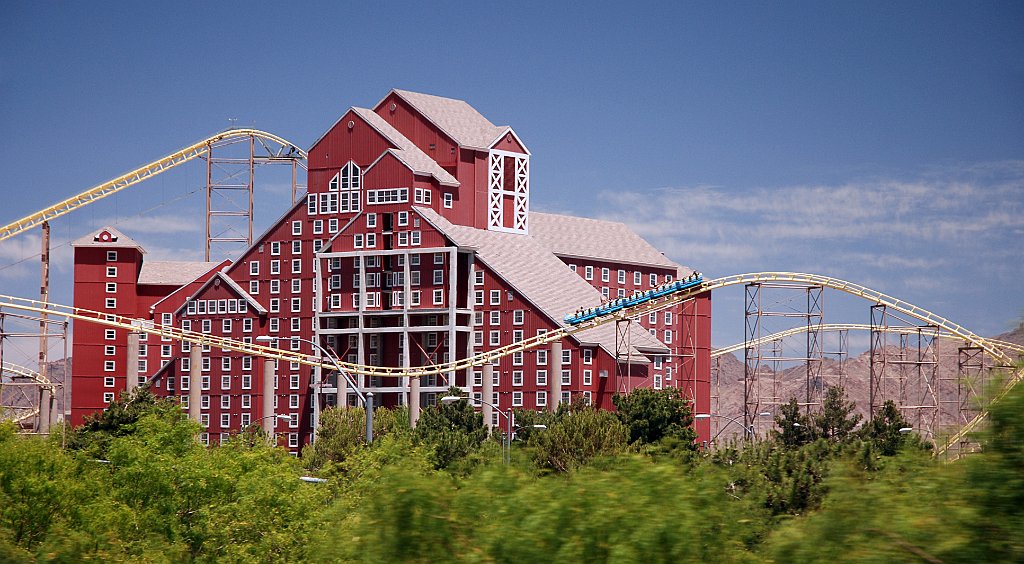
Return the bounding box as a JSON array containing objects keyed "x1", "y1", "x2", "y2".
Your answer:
[
  {"x1": 712, "y1": 323, "x2": 1024, "y2": 359},
  {"x1": 0, "y1": 129, "x2": 307, "y2": 242},
  {"x1": 0, "y1": 272, "x2": 1017, "y2": 457},
  {"x1": 1, "y1": 361, "x2": 51, "y2": 424}
]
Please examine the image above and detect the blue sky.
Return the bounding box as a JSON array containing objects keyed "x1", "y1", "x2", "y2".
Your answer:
[{"x1": 1, "y1": 1, "x2": 1022, "y2": 353}]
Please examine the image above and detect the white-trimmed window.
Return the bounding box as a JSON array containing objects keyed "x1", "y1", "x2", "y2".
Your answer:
[
  {"x1": 249, "y1": 261, "x2": 259, "y2": 276},
  {"x1": 583, "y1": 370, "x2": 593, "y2": 386},
  {"x1": 562, "y1": 349, "x2": 572, "y2": 365},
  {"x1": 106, "y1": 266, "x2": 117, "y2": 278},
  {"x1": 601, "y1": 268, "x2": 610, "y2": 282},
  {"x1": 490, "y1": 290, "x2": 501, "y2": 305},
  {"x1": 489, "y1": 330, "x2": 500, "y2": 346},
  {"x1": 512, "y1": 391, "x2": 523, "y2": 407},
  {"x1": 537, "y1": 349, "x2": 548, "y2": 366},
  {"x1": 583, "y1": 348, "x2": 593, "y2": 365},
  {"x1": 104, "y1": 345, "x2": 115, "y2": 356},
  {"x1": 536, "y1": 369, "x2": 548, "y2": 385},
  {"x1": 618, "y1": 269, "x2": 626, "y2": 284},
  {"x1": 490, "y1": 311, "x2": 500, "y2": 325},
  {"x1": 249, "y1": 280, "x2": 259, "y2": 295},
  {"x1": 106, "y1": 250, "x2": 117, "y2": 262},
  {"x1": 432, "y1": 289, "x2": 444, "y2": 305},
  {"x1": 313, "y1": 219, "x2": 323, "y2": 234},
  {"x1": 634, "y1": 271, "x2": 642, "y2": 285},
  {"x1": 474, "y1": 290, "x2": 484, "y2": 306},
  {"x1": 664, "y1": 311, "x2": 673, "y2": 324},
  {"x1": 443, "y1": 193, "x2": 453, "y2": 208},
  {"x1": 536, "y1": 390, "x2": 547, "y2": 407},
  {"x1": 513, "y1": 310, "x2": 524, "y2": 325},
  {"x1": 650, "y1": 273, "x2": 658, "y2": 287},
  {"x1": 664, "y1": 330, "x2": 673, "y2": 344},
  {"x1": 398, "y1": 211, "x2": 409, "y2": 226},
  {"x1": 410, "y1": 231, "x2": 421, "y2": 246},
  {"x1": 105, "y1": 329, "x2": 116, "y2": 340},
  {"x1": 292, "y1": 258, "x2": 301, "y2": 274},
  {"x1": 585, "y1": 265, "x2": 593, "y2": 280},
  {"x1": 221, "y1": 375, "x2": 231, "y2": 391},
  {"x1": 222, "y1": 319, "x2": 232, "y2": 333},
  {"x1": 271, "y1": 241, "x2": 281, "y2": 255},
  {"x1": 329, "y1": 218, "x2": 339, "y2": 233},
  {"x1": 292, "y1": 221, "x2": 302, "y2": 236},
  {"x1": 104, "y1": 361, "x2": 115, "y2": 372},
  {"x1": 103, "y1": 376, "x2": 115, "y2": 387},
  {"x1": 105, "y1": 282, "x2": 116, "y2": 293},
  {"x1": 366, "y1": 213, "x2": 376, "y2": 228},
  {"x1": 105, "y1": 298, "x2": 116, "y2": 309},
  {"x1": 366, "y1": 233, "x2": 376, "y2": 248},
  {"x1": 103, "y1": 392, "x2": 115, "y2": 404}
]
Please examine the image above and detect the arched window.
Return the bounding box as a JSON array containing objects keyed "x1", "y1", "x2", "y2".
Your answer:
[{"x1": 328, "y1": 161, "x2": 361, "y2": 212}]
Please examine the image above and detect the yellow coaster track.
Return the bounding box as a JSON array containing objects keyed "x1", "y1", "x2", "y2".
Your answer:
[{"x1": 0, "y1": 128, "x2": 306, "y2": 242}]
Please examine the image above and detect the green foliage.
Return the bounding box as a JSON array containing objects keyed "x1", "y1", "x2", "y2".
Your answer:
[
  {"x1": 612, "y1": 387, "x2": 698, "y2": 448},
  {"x1": 532, "y1": 402, "x2": 629, "y2": 472},
  {"x1": 865, "y1": 400, "x2": 909, "y2": 456},
  {"x1": 771, "y1": 398, "x2": 814, "y2": 448},
  {"x1": 302, "y1": 405, "x2": 408, "y2": 471},
  {"x1": 315, "y1": 455, "x2": 763, "y2": 562},
  {"x1": 812, "y1": 385, "x2": 861, "y2": 442},
  {"x1": 414, "y1": 390, "x2": 488, "y2": 470},
  {"x1": 963, "y1": 364, "x2": 1024, "y2": 561},
  {"x1": 65, "y1": 388, "x2": 180, "y2": 458}
]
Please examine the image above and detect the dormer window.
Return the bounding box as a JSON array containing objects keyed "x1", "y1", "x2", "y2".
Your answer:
[{"x1": 330, "y1": 161, "x2": 361, "y2": 213}]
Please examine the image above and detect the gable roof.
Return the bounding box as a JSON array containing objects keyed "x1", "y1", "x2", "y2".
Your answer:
[
  {"x1": 148, "y1": 259, "x2": 229, "y2": 314},
  {"x1": 529, "y1": 212, "x2": 690, "y2": 272},
  {"x1": 138, "y1": 261, "x2": 222, "y2": 286},
  {"x1": 71, "y1": 226, "x2": 145, "y2": 251},
  {"x1": 352, "y1": 108, "x2": 459, "y2": 187},
  {"x1": 379, "y1": 89, "x2": 512, "y2": 151},
  {"x1": 414, "y1": 207, "x2": 667, "y2": 360},
  {"x1": 173, "y1": 271, "x2": 267, "y2": 316}
]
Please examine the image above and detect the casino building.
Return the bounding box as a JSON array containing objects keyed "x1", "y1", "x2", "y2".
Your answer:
[{"x1": 71, "y1": 90, "x2": 712, "y2": 452}]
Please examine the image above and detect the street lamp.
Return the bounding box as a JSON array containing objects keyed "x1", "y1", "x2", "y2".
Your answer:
[
  {"x1": 440, "y1": 395, "x2": 520, "y2": 464},
  {"x1": 255, "y1": 335, "x2": 374, "y2": 444},
  {"x1": 694, "y1": 412, "x2": 772, "y2": 443}
]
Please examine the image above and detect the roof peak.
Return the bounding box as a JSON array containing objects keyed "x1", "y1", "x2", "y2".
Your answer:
[{"x1": 71, "y1": 226, "x2": 145, "y2": 251}]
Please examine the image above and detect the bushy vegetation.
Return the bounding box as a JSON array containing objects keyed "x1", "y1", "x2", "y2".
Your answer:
[{"x1": 2, "y1": 379, "x2": 1022, "y2": 561}]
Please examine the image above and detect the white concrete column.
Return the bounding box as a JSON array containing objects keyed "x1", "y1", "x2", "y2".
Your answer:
[
  {"x1": 263, "y1": 357, "x2": 276, "y2": 437},
  {"x1": 38, "y1": 387, "x2": 52, "y2": 433},
  {"x1": 481, "y1": 363, "x2": 494, "y2": 430},
  {"x1": 126, "y1": 332, "x2": 140, "y2": 393},
  {"x1": 409, "y1": 375, "x2": 421, "y2": 428},
  {"x1": 550, "y1": 340, "x2": 563, "y2": 412},
  {"x1": 189, "y1": 346, "x2": 202, "y2": 423}
]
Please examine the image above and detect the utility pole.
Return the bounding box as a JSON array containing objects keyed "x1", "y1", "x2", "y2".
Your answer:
[{"x1": 38, "y1": 221, "x2": 52, "y2": 433}]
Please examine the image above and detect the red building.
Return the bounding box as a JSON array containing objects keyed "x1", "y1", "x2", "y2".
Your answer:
[{"x1": 71, "y1": 89, "x2": 712, "y2": 451}]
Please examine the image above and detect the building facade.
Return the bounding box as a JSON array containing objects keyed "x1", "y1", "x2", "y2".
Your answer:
[{"x1": 71, "y1": 90, "x2": 712, "y2": 451}]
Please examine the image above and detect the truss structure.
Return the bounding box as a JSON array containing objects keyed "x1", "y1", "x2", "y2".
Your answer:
[
  {"x1": 0, "y1": 310, "x2": 67, "y2": 434},
  {"x1": 869, "y1": 305, "x2": 941, "y2": 435},
  {"x1": 744, "y1": 282, "x2": 826, "y2": 433},
  {"x1": 204, "y1": 132, "x2": 306, "y2": 260}
]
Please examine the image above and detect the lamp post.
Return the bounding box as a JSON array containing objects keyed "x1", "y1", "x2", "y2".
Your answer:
[
  {"x1": 694, "y1": 412, "x2": 772, "y2": 443},
  {"x1": 252, "y1": 413, "x2": 290, "y2": 445},
  {"x1": 256, "y1": 335, "x2": 374, "y2": 444},
  {"x1": 440, "y1": 395, "x2": 516, "y2": 464}
]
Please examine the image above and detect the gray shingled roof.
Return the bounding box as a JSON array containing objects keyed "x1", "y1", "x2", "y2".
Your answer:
[
  {"x1": 353, "y1": 108, "x2": 459, "y2": 187},
  {"x1": 70, "y1": 226, "x2": 145, "y2": 251},
  {"x1": 415, "y1": 207, "x2": 667, "y2": 361},
  {"x1": 529, "y1": 212, "x2": 692, "y2": 272},
  {"x1": 138, "y1": 261, "x2": 221, "y2": 286},
  {"x1": 383, "y1": 90, "x2": 510, "y2": 151}
]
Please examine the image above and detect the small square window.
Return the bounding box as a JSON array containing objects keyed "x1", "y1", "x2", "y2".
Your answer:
[
  {"x1": 106, "y1": 250, "x2": 118, "y2": 262},
  {"x1": 104, "y1": 297, "x2": 116, "y2": 309},
  {"x1": 292, "y1": 221, "x2": 302, "y2": 236},
  {"x1": 106, "y1": 266, "x2": 117, "y2": 278}
]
